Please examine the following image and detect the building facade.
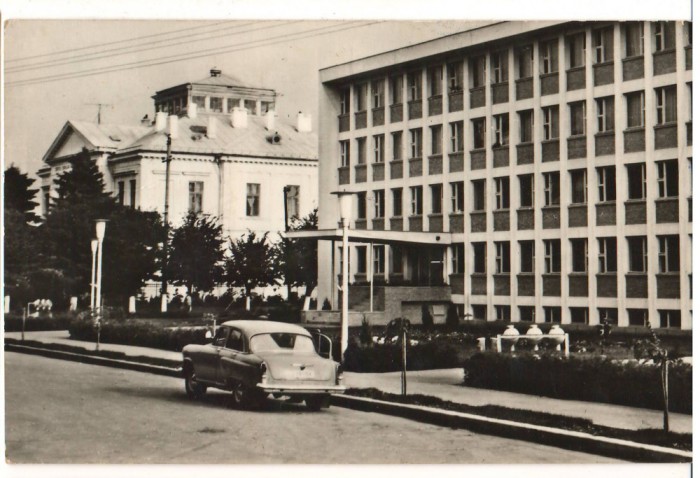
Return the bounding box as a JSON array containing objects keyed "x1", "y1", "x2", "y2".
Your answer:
[{"x1": 316, "y1": 21, "x2": 692, "y2": 329}]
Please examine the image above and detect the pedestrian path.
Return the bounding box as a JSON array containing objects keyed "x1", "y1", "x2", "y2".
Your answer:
[{"x1": 4, "y1": 330, "x2": 692, "y2": 434}]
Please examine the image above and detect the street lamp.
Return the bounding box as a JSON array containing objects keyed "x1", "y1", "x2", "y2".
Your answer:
[
  {"x1": 90, "y1": 239, "x2": 98, "y2": 310},
  {"x1": 161, "y1": 114, "x2": 179, "y2": 313},
  {"x1": 95, "y1": 219, "x2": 107, "y2": 351},
  {"x1": 332, "y1": 190, "x2": 354, "y2": 362}
]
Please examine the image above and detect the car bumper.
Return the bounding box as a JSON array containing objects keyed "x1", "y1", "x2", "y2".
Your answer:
[{"x1": 256, "y1": 384, "x2": 346, "y2": 395}]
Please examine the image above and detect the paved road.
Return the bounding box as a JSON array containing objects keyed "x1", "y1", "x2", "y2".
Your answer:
[{"x1": 5, "y1": 353, "x2": 624, "y2": 464}]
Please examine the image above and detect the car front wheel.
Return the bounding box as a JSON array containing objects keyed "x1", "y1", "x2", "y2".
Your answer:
[{"x1": 184, "y1": 366, "x2": 207, "y2": 399}]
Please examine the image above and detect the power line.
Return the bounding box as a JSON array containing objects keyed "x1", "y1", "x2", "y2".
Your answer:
[{"x1": 6, "y1": 21, "x2": 382, "y2": 88}]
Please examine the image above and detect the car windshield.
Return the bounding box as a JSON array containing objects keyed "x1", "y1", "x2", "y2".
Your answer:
[{"x1": 249, "y1": 333, "x2": 316, "y2": 354}]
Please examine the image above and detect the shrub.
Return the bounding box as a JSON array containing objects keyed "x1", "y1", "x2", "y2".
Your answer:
[
  {"x1": 343, "y1": 340, "x2": 463, "y2": 373},
  {"x1": 4, "y1": 313, "x2": 75, "y2": 332},
  {"x1": 421, "y1": 304, "x2": 434, "y2": 328}
]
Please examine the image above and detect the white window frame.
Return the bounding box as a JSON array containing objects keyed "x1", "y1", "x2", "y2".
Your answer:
[
  {"x1": 570, "y1": 169, "x2": 587, "y2": 204},
  {"x1": 373, "y1": 134, "x2": 385, "y2": 163},
  {"x1": 541, "y1": 40, "x2": 557, "y2": 74},
  {"x1": 374, "y1": 190, "x2": 385, "y2": 218},
  {"x1": 495, "y1": 241, "x2": 510, "y2": 273},
  {"x1": 451, "y1": 244, "x2": 465, "y2": 274},
  {"x1": 450, "y1": 182, "x2": 464, "y2": 213},
  {"x1": 448, "y1": 62, "x2": 462, "y2": 90},
  {"x1": 597, "y1": 97, "x2": 614, "y2": 132},
  {"x1": 372, "y1": 79, "x2": 384, "y2": 109},
  {"x1": 542, "y1": 107, "x2": 558, "y2": 140},
  {"x1": 410, "y1": 186, "x2": 422, "y2": 215},
  {"x1": 598, "y1": 238, "x2": 617, "y2": 273},
  {"x1": 570, "y1": 101, "x2": 587, "y2": 136},
  {"x1": 597, "y1": 167, "x2": 616, "y2": 202},
  {"x1": 493, "y1": 114, "x2": 509, "y2": 146},
  {"x1": 373, "y1": 245, "x2": 386, "y2": 274},
  {"x1": 340, "y1": 141, "x2": 350, "y2": 167},
  {"x1": 495, "y1": 177, "x2": 509, "y2": 210},
  {"x1": 492, "y1": 51, "x2": 506, "y2": 83},
  {"x1": 656, "y1": 87, "x2": 677, "y2": 125},
  {"x1": 626, "y1": 91, "x2": 645, "y2": 128},
  {"x1": 430, "y1": 184, "x2": 443, "y2": 214},
  {"x1": 410, "y1": 128, "x2": 422, "y2": 159},
  {"x1": 449, "y1": 121, "x2": 464, "y2": 152},
  {"x1": 543, "y1": 172, "x2": 559, "y2": 206},
  {"x1": 245, "y1": 183, "x2": 259, "y2": 217},
  {"x1": 544, "y1": 240, "x2": 560, "y2": 273}
]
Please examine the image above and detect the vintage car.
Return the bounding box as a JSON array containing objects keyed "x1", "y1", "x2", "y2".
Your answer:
[{"x1": 182, "y1": 320, "x2": 345, "y2": 410}]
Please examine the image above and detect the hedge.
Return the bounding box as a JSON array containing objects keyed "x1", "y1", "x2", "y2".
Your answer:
[
  {"x1": 463, "y1": 352, "x2": 692, "y2": 414},
  {"x1": 342, "y1": 341, "x2": 466, "y2": 372},
  {"x1": 4, "y1": 315, "x2": 74, "y2": 332}
]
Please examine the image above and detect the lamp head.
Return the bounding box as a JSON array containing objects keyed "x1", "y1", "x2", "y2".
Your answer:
[
  {"x1": 95, "y1": 219, "x2": 108, "y2": 242},
  {"x1": 91, "y1": 239, "x2": 98, "y2": 253},
  {"x1": 332, "y1": 190, "x2": 354, "y2": 222}
]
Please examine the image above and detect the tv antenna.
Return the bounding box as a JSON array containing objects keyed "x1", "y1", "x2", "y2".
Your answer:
[{"x1": 85, "y1": 103, "x2": 112, "y2": 125}]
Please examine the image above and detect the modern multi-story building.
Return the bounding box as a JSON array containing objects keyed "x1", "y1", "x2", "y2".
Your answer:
[{"x1": 314, "y1": 21, "x2": 692, "y2": 329}]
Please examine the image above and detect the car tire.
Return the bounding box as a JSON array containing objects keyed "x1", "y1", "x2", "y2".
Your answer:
[
  {"x1": 305, "y1": 395, "x2": 330, "y2": 411},
  {"x1": 231, "y1": 381, "x2": 265, "y2": 410},
  {"x1": 184, "y1": 366, "x2": 206, "y2": 399}
]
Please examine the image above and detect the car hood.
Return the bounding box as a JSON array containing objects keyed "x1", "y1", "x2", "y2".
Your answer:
[{"x1": 258, "y1": 352, "x2": 336, "y2": 381}]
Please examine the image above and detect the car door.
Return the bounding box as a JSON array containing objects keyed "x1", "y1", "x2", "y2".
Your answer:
[
  {"x1": 198, "y1": 326, "x2": 229, "y2": 383},
  {"x1": 217, "y1": 328, "x2": 248, "y2": 386}
]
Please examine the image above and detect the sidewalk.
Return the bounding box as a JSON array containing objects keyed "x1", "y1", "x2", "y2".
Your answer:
[{"x1": 5, "y1": 330, "x2": 692, "y2": 434}]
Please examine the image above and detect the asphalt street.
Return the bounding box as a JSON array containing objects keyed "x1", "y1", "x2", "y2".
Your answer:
[{"x1": 4, "y1": 352, "x2": 625, "y2": 464}]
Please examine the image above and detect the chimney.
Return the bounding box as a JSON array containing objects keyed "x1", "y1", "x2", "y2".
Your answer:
[
  {"x1": 210, "y1": 68, "x2": 221, "y2": 77},
  {"x1": 154, "y1": 112, "x2": 167, "y2": 132},
  {"x1": 231, "y1": 107, "x2": 248, "y2": 129},
  {"x1": 207, "y1": 115, "x2": 217, "y2": 139},
  {"x1": 167, "y1": 115, "x2": 179, "y2": 139},
  {"x1": 296, "y1": 112, "x2": 312, "y2": 133},
  {"x1": 265, "y1": 110, "x2": 276, "y2": 130},
  {"x1": 187, "y1": 102, "x2": 198, "y2": 119},
  {"x1": 141, "y1": 114, "x2": 151, "y2": 126}
]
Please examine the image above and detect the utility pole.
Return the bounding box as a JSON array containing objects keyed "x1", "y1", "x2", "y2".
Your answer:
[{"x1": 161, "y1": 133, "x2": 172, "y2": 311}]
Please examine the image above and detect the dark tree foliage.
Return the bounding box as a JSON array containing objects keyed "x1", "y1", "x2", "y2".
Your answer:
[
  {"x1": 52, "y1": 148, "x2": 113, "y2": 212},
  {"x1": 4, "y1": 165, "x2": 40, "y2": 224},
  {"x1": 275, "y1": 209, "x2": 318, "y2": 297},
  {"x1": 223, "y1": 231, "x2": 279, "y2": 300},
  {"x1": 166, "y1": 212, "x2": 225, "y2": 294}
]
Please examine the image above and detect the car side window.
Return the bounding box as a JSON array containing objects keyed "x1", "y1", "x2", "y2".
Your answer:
[
  {"x1": 213, "y1": 327, "x2": 229, "y2": 347},
  {"x1": 226, "y1": 329, "x2": 244, "y2": 351}
]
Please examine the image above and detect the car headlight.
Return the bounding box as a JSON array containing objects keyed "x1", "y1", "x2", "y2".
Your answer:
[{"x1": 260, "y1": 362, "x2": 268, "y2": 384}]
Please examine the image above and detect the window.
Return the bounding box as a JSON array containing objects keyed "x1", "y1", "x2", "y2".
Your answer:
[
  {"x1": 409, "y1": 128, "x2": 423, "y2": 158},
  {"x1": 285, "y1": 185, "x2": 300, "y2": 219},
  {"x1": 493, "y1": 114, "x2": 509, "y2": 147},
  {"x1": 596, "y1": 97, "x2": 615, "y2": 132},
  {"x1": 627, "y1": 163, "x2": 647, "y2": 199},
  {"x1": 570, "y1": 169, "x2": 587, "y2": 204},
  {"x1": 628, "y1": 309, "x2": 648, "y2": 326},
  {"x1": 340, "y1": 87, "x2": 351, "y2": 114},
  {"x1": 374, "y1": 190, "x2": 385, "y2": 218},
  {"x1": 408, "y1": 71, "x2": 422, "y2": 101},
  {"x1": 491, "y1": 51, "x2": 508, "y2": 83},
  {"x1": 410, "y1": 186, "x2": 423, "y2": 215},
  {"x1": 544, "y1": 239, "x2": 561, "y2": 273},
  {"x1": 599, "y1": 308, "x2": 618, "y2": 325},
  {"x1": 355, "y1": 83, "x2": 367, "y2": 112},
  {"x1": 593, "y1": 27, "x2": 613, "y2": 63},
  {"x1": 429, "y1": 66, "x2": 443, "y2": 97},
  {"x1": 626, "y1": 91, "x2": 645, "y2": 128},
  {"x1": 471, "y1": 55, "x2": 485, "y2": 88},
  {"x1": 544, "y1": 307, "x2": 561, "y2": 323},
  {"x1": 192, "y1": 95, "x2": 205, "y2": 109},
  {"x1": 186, "y1": 181, "x2": 203, "y2": 214},
  {"x1": 567, "y1": 33, "x2": 586, "y2": 68},
  {"x1": 472, "y1": 118, "x2": 486, "y2": 149},
  {"x1": 392, "y1": 131, "x2": 403, "y2": 160},
  {"x1": 373, "y1": 245, "x2": 385, "y2": 274},
  {"x1": 430, "y1": 184, "x2": 443, "y2": 214},
  {"x1": 472, "y1": 179, "x2": 486, "y2": 211},
  {"x1": 340, "y1": 140, "x2": 350, "y2": 167},
  {"x1": 519, "y1": 174, "x2": 534, "y2": 207},
  {"x1": 520, "y1": 240, "x2": 535, "y2": 273},
  {"x1": 517, "y1": 44, "x2": 533, "y2": 79},
  {"x1": 371, "y1": 79, "x2": 384, "y2": 108},
  {"x1": 447, "y1": 62, "x2": 463, "y2": 91},
  {"x1": 598, "y1": 237, "x2": 617, "y2": 273},
  {"x1": 659, "y1": 310, "x2": 681, "y2": 328},
  {"x1": 472, "y1": 304, "x2": 487, "y2": 321},
  {"x1": 42, "y1": 186, "x2": 50, "y2": 215},
  {"x1": 212, "y1": 327, "x2": 230, "y2": 348},
  {"x1": 685, "y1": 21, "x2": 693, "y2": 46},
  {"x1": 540, "y1": 39, "x2": 559, "y2": 74},
  {"x1": 495, "y1": 241, "x2": 511, "y2": 273},
  {"x1": 392, "y1": 188, "x2": 403, "y2": 216},
  {"x1": 543, "y1": 172, "x2": 560, "y2": 206},
  {"x1": 451, "y1": 244, "x2": 465, "y2": 273},
  {"x1": 495, "y1": 305, "x2": 511, "y2": 321},
  {"x1": 390, "y1": 75, "x2": 403, "y2": 105},
  {"x1": 373, "y1": 135, "x2": 385, "y2": 163},
  {"x1": 570, "y1": 101, "x2": 586, "y2": 136},
  {"x1": 519, "y1": 110, "x2": 534, "y2": 143},
  {"x1": 244, "y1": 183, "x2": 258, "y2": 216},
  {"x1": 658, "y1": 235, "x2": 680, "y2": 272},
  {"x1": 357, "y1": 192, "x2": 367, "y2": 219},
  {"x1": 627, "y1": 236, "x2": 648, "y2": 272},
  {"x1": 653, "y1": 21, "x2": 676, "y2": 51},
  {"x1": 657, "y1": 160, "x2": 679, "y2": 197},
  {"x1": 356, "y1": 137, "x2": 367, "y2": 164},
  {"x1": 571, "y1": 307, "x2": 589, "y2": 324},
  {"x1": 542, "y1": 106, "x2": 559, "y2": 140},
  {"x1": 118, "y1": 181, "x2": 125, "y2": 205},
  {"x1": 391, "y1": 245, "x2": 403, "y2": 274},
  {"x1": 495, "y1": 177, "x2": 510, "y2": 210},
  {"x1": 430, "y1": 125, "x2": 443, "y2": 155},
  {"x1": 449, "y1": 121, "x2": 464, "y2": 152},
  {"x1": 226, "y1": 329, "x2": 243, "y2": 351},
  {"x1": 656, "y1": 86, "x2": 677, "y2": 124},
  {"x1": 597, "y1": 167, "x2": 616, "y2": 202},
  {"x1": 244, "y1": 99, "x2": 256, "y2": 115},
  {"x1": 473, "y1": 242, "x2": 486, "y2": 273},
  {"x1": 519, "y1": 306, "x2": 535, "y2": 322},
  {"x1": 450, "y1": 182, "x2": 464, "y2": 213},
  {"x1": 129, "y1": 179, "x2": 136, "y2": 208},
  {"x1": 625, "y1": 22, "x2": 644, "y2": 57},
  {"x1": 571, "y1": 238, "x2": 588, "y2": 272},
  {"x1": 356, "y1": 246, "x2": 367, "y2": 274},
  {"x1": 210, "y1": 97, "x2": 223, "y2": 113}
]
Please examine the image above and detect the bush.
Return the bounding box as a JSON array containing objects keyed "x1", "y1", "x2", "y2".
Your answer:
[
  {"x1": 343, "y1": 340, "x2": 464, "y2": 373},
  {"x1": 4, "y1": 313, "x2": 75, "y2": 332},
  {"x1": 463, "y1": 352, "x2": 692, "y2": 414}
]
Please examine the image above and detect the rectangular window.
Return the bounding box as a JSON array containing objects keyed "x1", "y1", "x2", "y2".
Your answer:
[
  {"x1": 340, "y1": 88, "x2": 351, "y2": 115},
  {"x1": 373, "y1": 134, "x2": 385, "y2": 163},
  {"x1": 391, "y1": 245, "x2": 403, "y2": 274},
  {"x1": 373, "y1": 245, "x2": 386, "y2": 274},
  {"x1": 390, "y1": 75, "x2": 403, "y2": 105},
  {"x1": 285, "y1": 185, "x2": 300, "y2": 219},
  {"x1": 190, "y1": 181, "x2": 204, "y2": 214},
  {"x1": 653, "y1": 21, "x2": 676, "y2": 51},
  {"x1": 450, "y1": 182, "x2": 464, "y2": 213},
  {"x1": 429, "y1": 66, "x2": 443, "y2": 97},
  {"x1": 657, "y1": 159, "x2": 679, "y2": 197},
  {"x1": 449, "y1": 121, "x2": 464, "y2": 152},
  {"x1": 596, "y1": 97, "x2": 615, "y2": 132},
  {"x1": 598, "y1": 237, "x2": 617, "y2": 273},
  {"x1": 519, "y1": 110, "x2": 534, "y2": 143},
  {"x1": 371, "y1": 79, "x2": 385, "y2": 109},
  {"x1": 129, "y1": 179, "x2": 136, "y2": 208},
  {"x1": 410, "y1": 128, "x2": 423, "y2": 158},
  {"x1": 493, "y1": 114, "x2": 509, "y2": 147},
  {"x1": 392, "y1": 131, "x2": 403, "y2": 160},
  {"x1": 519, "y1": 305, "x2": 535, "y2": 322},
  {"x1": 570, "y1": 101, "x2": 586, "y2": 136},
  {"x1": 544, "y1": 307, "x2": 562, "y2": 323},
  {"x1": 593, "y1": 27, "x2": 613, "y2": 63},
  {"x1": 118, "y1": 181, "x2": 125, "y2": 205},
  {"x1": 495, "y1": 177, "x2": 510, "y2": 210},
  {"x1": 42, "y1": 186, "x2": 50, "y2": 215},
  {"x1": 567, "y1": 33, "x2": 586, "y2": 68},
  {"x1": 430, "y1": 184, "x2": 443, "y2": 214},
  {"x1": 627, "y1": 163, "x2": 647, "y2": 199},
  {"x1": 520, "y1": 240, "x2": 535, "y2": 273},
  {"x1": 495, "y1": 241, "x2": 511, "y2": 273},
  {"x1": 571, "y1": 238, "x2": 588, "y2": 272},
  {"x1": 244, "y1": 99, "x2": 256, "y2": 115},
  {"x1": 340, "y1": 140, "x2": 350, "y2": 167},
  {"x1": 540, "y1": 39, "x2": 559, "y2": 74},
  {"x1": 625, "y1": 22, "x2": 644, "y2": 57},
  {"x1": 628, "y1": 309, "x2": 648, "y2": 326},
  {"x1": 244, "y1": 183, "x2": 258, "y2": 216},
  {"x1": 410, "y1": 186, "x2": 423, "y2": 215},
  {"x1": 451, "y1": 244, "x2": 465, "y2": 274},
  {"x1": 659, "y1": 310, "x2": 681, "y2": 328},
  {"x1": 473, "y1": 242, "x2": 486, "y2": 274},
  {"x1": 571, "y1": 307, "x2": 589, "y2": 324},
  {"x1": 192, "y1": 95, "x2": 206, "y2": 109},
  {"x1": 472, "y1": 179, "x2": 486, "y2": 211},
  {"x1": 209, "y1": 97, "x2": 223, "y2": 113},
  {"x1": 519, "y1": 174, "x2": 534, "y2": 207},
  {"x1": 571, "y1": 169, "x2": 587, "y2": 204},
  {"x1": 628, "y1": 236, "x2": 648, "y2": 273},
  {"x1": 599, "y1": 308, "x2": 619, "y2": 326},
  {"x1": 491, "y1": 51, "x2": 508, "y2": 83},
  {"x1": 430, "y1": 125, "x2": 443, "y2": 155},
  {"x1": 626, "y1": 91, "x2": 645, "y2": 128},
  {"x1": 495, "y1": 305, "x2": 511, "y2": 321},
  {"x1": 357, "y1": 192, "x2": 367, "y2": 219},
  {"x1": 597, "y1": 167, "x2": 616, "y2": 202},
  {"x1": 356, "y1": 137, "x2": 367, "y2": 164},
  {"x1": 656, "y1": 86, "x2": 678, "y2": 124},
  {"x1": 356, "y1": 246, "x2": 367, "y2": 274},
  {"x1": 544, "y1": 239, "x2": 561, "y2": 273},
  {"x1": 392, "y1": 188, "x2": 403, "y2": 217},
  {"x1": 542, "y1": 106, "x2": 559, "y2": 140},
  {"x1": 658, "y1": 235, "x2": 680, "y2": 272},
  {"x1": 472, "y1": 118, "x2": 486, "y2": 149},
  {"x1": 408, "y1": 71, "x2": 422, "y2": 101},
  {"x1": 374, "y1": 190, "x2": 385, "y2": 218},
  {"x1": 471, "y1": 55, "x2": 485, "y2": 88},
  {"x1": 517, "y1": 44, "x2": 533, "y2": 79},
  {"x1": 543, "y1": 172, "x2": 560, "y2": 206},
  {"x1": 355, "y1": 83, "x2": 367, "y2": 112},
  {"x1": 448, "y1": 62, "x2": 463, "y2": 91}
]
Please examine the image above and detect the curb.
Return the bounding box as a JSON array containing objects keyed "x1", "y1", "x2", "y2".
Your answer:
[{"x1": 331, "y1": 395, "x2": 692, "y2": 463}]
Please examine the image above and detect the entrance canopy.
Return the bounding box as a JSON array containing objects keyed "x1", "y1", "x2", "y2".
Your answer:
[{"x1": 284, "y1": 228, "x2": 454, "y2": 246}]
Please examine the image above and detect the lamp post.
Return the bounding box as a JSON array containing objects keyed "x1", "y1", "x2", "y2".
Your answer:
[
  {"x1": 90, "y1": 239, "x2": 98, "y2": 310},
  {"x1": 332, "y1": 190, "x2": 354, "y2": 362},
  {"x1": 95, "y1": 219, "x2": 107, "y2": 351},
  {"x1": 161, "y1": 115, "x2": 178, "y2": 313}
]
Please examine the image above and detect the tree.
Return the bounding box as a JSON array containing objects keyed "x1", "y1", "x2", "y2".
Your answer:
[
  {"x1": 4, "y1": 165, "x2": 40, "y2": 224},
  {"x1": 223, "y1": 231, "x2": 279, "y2": 310},
  {"x1": 166, "y1": 213, "x2": 225, "y2": 294},
  {"x1": 275, "y1": 209, "x2": 318, "y2": 298}
]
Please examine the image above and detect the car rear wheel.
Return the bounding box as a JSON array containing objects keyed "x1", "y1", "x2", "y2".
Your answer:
[
  {"x1": 231, "y1": 381, "x2": 265, "y2": 410},
  {"x1": 184, "y1": 366, "x2": 206, "y2": 399},
  {"x1": 305, "y1": 395, "x2": 331, "y2": 411}
]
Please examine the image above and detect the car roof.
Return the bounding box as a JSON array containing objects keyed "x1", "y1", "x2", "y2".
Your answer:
[{"x1": 220, "y1": 320, "x2": 312, "y2": 337}]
